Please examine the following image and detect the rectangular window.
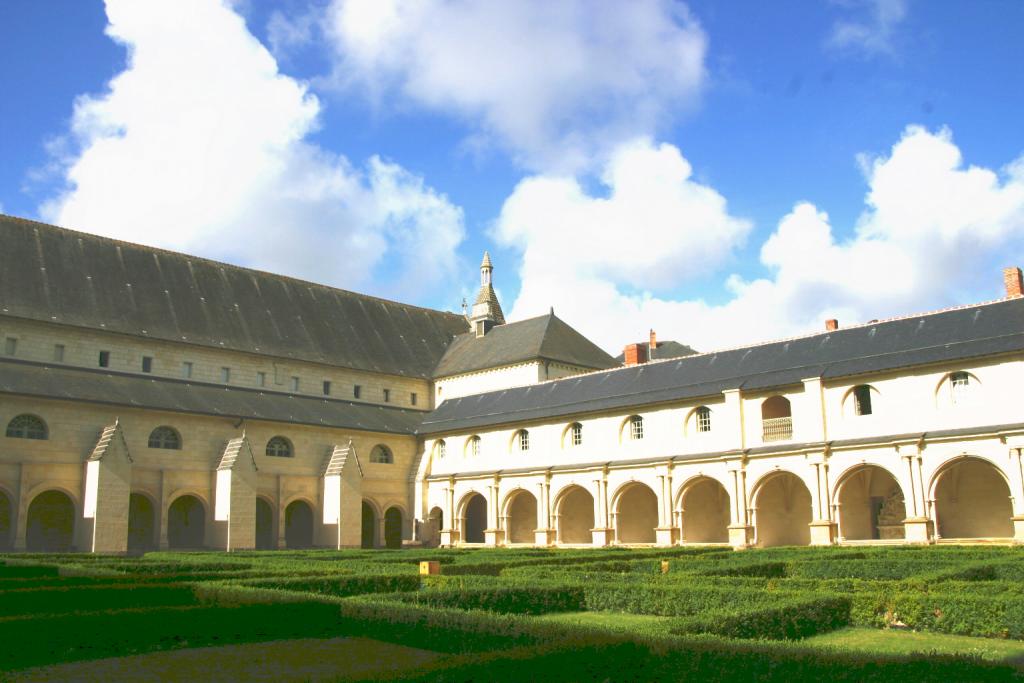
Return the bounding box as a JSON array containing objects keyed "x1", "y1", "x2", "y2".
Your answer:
[
  {"x1": 411, "y1": 392, "x2": 417, "y2": 406},
  {"x1": 571, "y1": 423, "x2": 582, "y2": 446},
  {"x1": 256, "y1": 371, "x2": 266, "y2": 387},
  {"x1": 182, "y1": 361, "x2": 193, "y2": 379},
  {"x1": 853, "y1": 385, "x2": 873, "y2": 416},
  {"x1": 354, "y1": 385, "x2": 362, "y2": 399},
  {"x1": 4, "y1": 337, "x2": 16, "y2": 356},
  {"x1": 98, "y1": 350, "x2": 110, "y2": 368},
  {"x1": 142, "y1": 356, "x2": 153, "y2": 373},
  {"x1": 323, "y1": 380, "x2": 331, "y2": 396},
  {"x1": 290, "y1": 376, "x2": 299, "y2": 392},
  {"x1": 221, "y1": 367, "x2": 231, "y2": 383},
  {"x1": 383, "y1": 388, "x2": 390, "y2": 403},
  {"x1": 53, "y1": 344, "x2": 65, "y2": 362}
]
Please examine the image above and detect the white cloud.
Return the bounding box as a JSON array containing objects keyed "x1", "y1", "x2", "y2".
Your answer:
[
  {"x1": 498, "y1": 127, "x2": 1024, "y2": 353},
  {"x1": 828, "y1": 0, "x2": 908, "y2": 57},
  {"x1": 39, "y1": 0, "x2": 464, "y2": 302},
  {"x1": 323, "y1": 0, "x2": 707, "y2": 172}
]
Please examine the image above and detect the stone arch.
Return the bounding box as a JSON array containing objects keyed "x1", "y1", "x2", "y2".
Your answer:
[
  {"x1": 752, "y1": 471, "x2": 812, "y2": 547},
  {"x1": 931, "y1": 456, "x2": 1013, "y2": 539},
  {"x1": 127, "y1": 492, "x2": 157, "y2": 552},
  {"x1": 842, "y1": 384, "x2": 880, "y2": 418},
  {"x1": 833, "y1": 464, "x2": 905, "y2": 541},
  {"x1": 503, "y1": 489, "x2": 537, "y2": 544},
  {"x1": 619, "y1": 415, "x2": 645, "y2": 443},
  {"x1": 26, "y1": 489, "x2": 75, "y2": 552},
  {"x1": 554, "y1": 484, "x2": 595, "y2": 545},
  {"x1": 0, "y1": 487, "x2": 12, "y2": 551},
  {"x1": 612, "y1": 481, "x2": 658, "y2": 544},
  {"x1": 684, "y1": 406, "x2": 714, "y2": 437},
  {"x1": 675, "y1": 476, "x2": 730, "y2": 543},
  {"x1": 255, "y1": 496, "x2": 275, "y2": 550},
  {"x1": 425, "y1": 506, "x2": 444, "y2": 546},
  {"x1": 285, "y1": 499, "x2": 314, "y2": 548},
  {"x1": 384, "y1": 506, "x2": 403, "y2": 549},
  {"x1": 934, "y1": 370, "x2": 981, "y2": 408},
  {"x1": 361, "y1": 500, "x2": 379, "y2": 548},
  {"x1": 167, "y1": 494, "x2": 206, "y2": 549},
  {"x1": 458, "y1": 491, "x2": 488, "y2": 544}
]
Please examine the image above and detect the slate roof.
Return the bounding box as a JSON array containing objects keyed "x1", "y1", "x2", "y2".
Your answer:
[
  {"x1": 613, "y1": 340, "x2": 698, "y2": 363},
  {"x1": 0, "y1": 214, "x2": 469, "y2": 379},
  {"x1": 0, "y1": 358, "x2": 424, "y2": 434},
  {"x1": 420, "y1": 297, "x2": 1024, "y2": 434},
  {"x1": 433, "y1": 312, "x2": 619, "y2": 378}
]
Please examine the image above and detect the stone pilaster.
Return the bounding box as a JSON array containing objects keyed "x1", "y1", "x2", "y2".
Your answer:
[
  {"x1": 82, "y1": 420, "x2": 132, "y2": 553},
  {"x1": 322, "y1": 440, "x2": 363, "y2": 549},
  {"x1": 214, "y1": 434, "x2": 258, "y2": 551}
]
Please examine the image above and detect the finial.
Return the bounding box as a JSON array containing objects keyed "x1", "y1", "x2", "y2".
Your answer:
[
  {"x1": 481, "y1": 251, "x2": 493, "y2": 269},
  {"x1": 461, "y1": 297, "x2": 468, "y2": 316}
]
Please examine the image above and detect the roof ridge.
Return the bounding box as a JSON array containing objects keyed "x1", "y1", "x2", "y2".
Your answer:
[{"x1": 0, "y1": 213, "x2": 466, "y2": 322}]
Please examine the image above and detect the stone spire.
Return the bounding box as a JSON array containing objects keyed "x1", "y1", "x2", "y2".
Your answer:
[{"x1": 471, "y1": 251, "x2": 505, "y2": 335}]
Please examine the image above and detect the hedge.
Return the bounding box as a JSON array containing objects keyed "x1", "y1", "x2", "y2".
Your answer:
[
  {"x1": 0, "y1": 584, "x2": 199, "y2": 617},
  {"x1": 233, "y1": 573, "x2": 420, "y2": 597},
  {"x1": 670, "y1": 596, "x2": 851, "y2": 640},
  {"x1": 396, "y1": 585, "x2": 587, "y2": 615}
]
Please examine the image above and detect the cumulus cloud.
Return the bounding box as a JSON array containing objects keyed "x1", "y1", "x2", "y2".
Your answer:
[
  {"x1": 828, "y1": 0, "x2": 908, "y2": 57},
  {"x1": 39, "y1": 0, "x2": 464, "y2": 302},
  {"x1": 322, "y1": 0, "x2": 707, "y2": 171},
  {"x1": 498, "y1": 126, "x2": 1024, "y2": 352}
]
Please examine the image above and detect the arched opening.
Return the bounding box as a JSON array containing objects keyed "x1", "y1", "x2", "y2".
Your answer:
[
  {"x1": 426, "y1": 506, "x2": 444, "y2": 547},
  {"x1": 361, "y1": 501, "x2": 377, "y2": 548},
  {"x1": 285, "y1": 500, "x2": 314, "y2": 548},
  {"x1": 255, "y1": 498, "x2": 275, "y2": 550},
  {"x1": 462, "y1": 493, "x2": 487, "y2": 544},
  {"x1": 557, "y1": 485, "x2": 595, "y2": 544},
  {"x1": 678, "y1": 478, "x2": 730, "y2": 543},
  {"x1": 615, "y1": 483, "x2": 658, "y2": 544},
  {"x1": 754, "y1": 473, "x2": 811, "y2": 547},
  {"x1": 370, "y1": 445, "x2": 393, "y2": 464},
  {"x1": 384, "y1": 507, "x2": 403, "y2": 549},
  {"x1": 127, "y1": 493, "x2": 156, "y2": 552},
  {"x1": 837, "y1": 466, "x2": 905, "y2": 541},
  {"x1": 761, "y1": 396, "x2": 792, "y2": 441},
  {"x1": 0, "y1": 490, "x2": 11, "y2": 551},
  {"x1": 167, "y1": 495, "x2": 205, "y2": 549},
  {"x1": 26, "y1": 490, "x2": 74, "y2": 552},
  {"x1": 505, "y1": 490, "x2": 537, "y2": 544},
  {"x1": 934, "y1": 458, "x2": 1013, "y2": 539}
]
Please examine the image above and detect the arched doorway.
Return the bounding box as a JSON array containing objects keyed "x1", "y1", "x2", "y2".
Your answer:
[
  {"x1": 0, "y1": 490, "x2": 11, "y2": 551},
  {"x1": 255, "y1": 498, "x2": 275, "y2": 550},
  {"x1": 505, "y1": 490, "x2": 537, "y2": 544},
  {"x1": 754, "y1": 473, "x2": 811, "y2": 547},
  {"x1": 678, "y1": 478, "x2": 730, "y2": 543},
  {"x1": 285, "y1": 501, "x2": 314, "y2": 549},
  {"x1": 837, "y1": 466, "x2": 906, "y2": 541},
  {"x1": 127, "y1": 493, "x2": 156, "y2": 552},
  {"x1": 384, "y1": 507, "x2": 403, "y2": 549},
  {"x1": 426, "y1": 506, "x2": 444, "y2": 547},
  {"x1": 26, "y1": 490, "x2": 74, "y2": 552},
  {"x1": 361, "y1": 501, "x2": 377, "y2": 548},
  {"x1": 167, "y1": 495, "x2": 205, "y2": 549},
  {"x1": 556, "y1": 485, "x2": 594, "y2": 545},
  {"x1": 934, "y1": 458, "x2": 1013, "y2": 539},
  {"x1": 615, "y1": 482, "x2": 658, "y2": 544},
  {"x1": 462, "y1": 493, "x2": 487, "y2": 544}
]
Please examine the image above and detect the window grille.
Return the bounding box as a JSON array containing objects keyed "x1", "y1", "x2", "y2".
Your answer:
[
  {"x1": 266, "y1": 436, "x2": 292, "y2": 457},
  {"x1": 148, "y1": 426, "x2": 181, "y2": 449},
  {"x1": 629, "y1": 416, "x2": 644, "y2": 440},
  {"x1": 518, "y1": 430, "x2": 530, "y2": 451},
  {"x1": 5, "y1": 414, "x2": 47, "y2": 440},
  {"x1": 370, "y1": 445, "x2": 393, "y2": 463},
  {"x1": 570, "y1": 423, "x2": 582, "y2": 446},
  {"x1": 696, "y1": 406, "x2": 712, "y2": 432}
]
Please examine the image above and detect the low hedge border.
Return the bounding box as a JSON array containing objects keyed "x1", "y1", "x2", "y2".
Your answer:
[{"x1": 670, "y1": 596, "x2": 851, "y2": 640}]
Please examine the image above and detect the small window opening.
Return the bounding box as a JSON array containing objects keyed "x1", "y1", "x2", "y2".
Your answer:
[
  {"x1": 142, "y1": 356, "x2": 153, "y2": 373},
  {"x1": 411, "y1": 392, "x2": 418, "y2": 406},
  {"x1": 53, "y1": 344, "x2": 65, "y2": 362},
  {"x1": 696, "y1": 406, "x2": 712, "y2": 433},
  {"x1": 323, "y1": 380, "x2": 331, "y2": 396},
  {"x1": 99, "y1": 350, "x2": 110, "y2": 368},
  {"x1": 4, "y1": 338, "x2": 16, "y2": 356},
  {"x1": 290, "y1": 376, "x2": 299, "y2": 392},
  {"x1": 354, "y1": 385, "x2": 362, "y2": 399},
  {"x1": 256, "y1": 371, "x2": 266, "y2": 387},
  {"x1": 518, "y1": 430, "x2": 530, "y2": 452},
  {"x1": 853, "y1": 385, "x2": 873, "y2": 416},
  {"x1": 570, "y1": 423, "x2": 582, "y2": 447},
  {"x1": 383, "y1": 388, "x2": 390, "y2": 403},
  {"x1": 221, "y1": 367, "x2": 231, "y2": 383},
  {"x1": 182, "y1": 361, "x2": 193, "y2": 379},
  {"x1": 629, "y1": 415, "x2": 644, "y2": 440}
]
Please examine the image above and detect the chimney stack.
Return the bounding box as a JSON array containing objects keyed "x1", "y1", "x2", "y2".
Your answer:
[
  {"x1": 649, "y1": 329, "x2": 657, "y2": 352},
  {"x1": 624, "y1": 343, "x2": 648, "y2": 367},
  {"x1": 825, "y1": 319, "x2": 839, "y2": 332},
  {"x1": 1004, "y1": 267, "x2": 1023, "y2": 298}
]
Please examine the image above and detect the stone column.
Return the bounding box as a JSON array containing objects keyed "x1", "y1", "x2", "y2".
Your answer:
[
  {"x1": 535, "y1": 479, "x2": 554, "y2": 546},
  {"x1": 654, "y1": 468, "x2": 674, "y2": 546},
  {"x1": 591, "y1": 476, "x2": 611, "y2": 546},
  {"x1": 900, "y1": 445, "x2": 932, "y2": 544},
  {"x1": 439, "y1": 484, "x2": 457, "y2": 546},
  {"x1": 808, "y1": 454, "x2": 836, "y2": 546},
  {"x1": 484, "y1": 479, "x2": 503, "y2": 546},
  {"x1": 727, "y1": 464, "x2": 753, "y2": 548}
]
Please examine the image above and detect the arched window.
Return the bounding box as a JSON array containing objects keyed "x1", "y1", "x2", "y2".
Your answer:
[
  {"x1": 695, "y1": 406, "x2": 712, "y2": 433},
  {"x1": 467, "y1": 435, "x2": 481, "y2": 458},
  {"x1": 435, "y1": 439, "x2": 447, "y2": 459},
  {"x1": 568, "y1": 423, "x2": 582, "y2": 447},
  {"x1": 628, "y1": 415, "x2": 644, "y2": 441},
  {"x1": 5, "y1": 414, "x2": 47, "y2": 440},
  {"x1": 369, "y1": 444, "x2": 393, "y2": 464},
  {"x1": 950, "y1": 371, "x2": 971, "y2": 405},
  {"x1": 266, "y1": 436, "x2": 293, "y2": 458},
  {"x1": 852, "y1": 385, "x2": 873, "y2": 416},
  {"x1": 147, "y1": 426, "x2": 181, "y2": 450},
  {"x1": 761, "y1": 396, "x2": 792, "y2": 442},
  {"x1": 516, "y1": 429, "x2": 530, "y2": 452}
]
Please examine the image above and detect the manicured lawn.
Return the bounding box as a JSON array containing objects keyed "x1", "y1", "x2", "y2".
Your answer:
[
  {"x1": 532, "y1": 610, "x2": 674, "y2": 638},
  {"x1": 804, "y1": 627, "x2": 1024, "y2": 665}
]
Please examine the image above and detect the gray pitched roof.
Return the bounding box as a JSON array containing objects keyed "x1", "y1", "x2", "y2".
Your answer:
[
  {"x1": 0, "y1": 358, "x2": 425, "y2": 434},
  {"x1": 433, "y1": 312, "x2": 619, "y2": 378},
  {"x1": 613, "y1": 340, "x2": 698, "y2": 363},
  {"x1": 0, "y1": 215, "x2": 469, "y2": 379},
  {"x1": 420, "y1": 297, "x2": 1024, "y2": 434}
]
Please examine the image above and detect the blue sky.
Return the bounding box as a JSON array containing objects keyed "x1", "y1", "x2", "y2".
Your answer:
[{"x1": 1, "y1": 0, "x2": 1022, "y2": 352}]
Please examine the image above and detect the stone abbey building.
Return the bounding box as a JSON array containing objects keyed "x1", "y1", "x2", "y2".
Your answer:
[{"x1": 1, "y1": 213, "x2": 1023, "y2": 553}]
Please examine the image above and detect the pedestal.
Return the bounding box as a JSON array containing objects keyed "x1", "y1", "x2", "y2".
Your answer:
[
  {"x1": 809, "y1": 520, "x2": 836, "y2": 546},
  {"x1": 439, "y1": 529, "x2": 458, "y2": 547},
  {"x1": 902, "y1": 517, "x2": 933, "y2": 544},
  {"x1": 534, "y1": 528, "x2": 556, "y2": 547},
  {"x1": 1012, "y1": 515, "x2": 1024, "y2": 544},
  {"x1": 484, "y1": 528, "x2": 503, "y2": 547},
  {"x1": 728, "y1": 524, "x2": 754, "y2": 549},
  {"x1": 590, "y1": 527, "x2": 612, "y2": 547},
  {"x1": 655, "y1": 526, "x2": 675, "y2": 546}
]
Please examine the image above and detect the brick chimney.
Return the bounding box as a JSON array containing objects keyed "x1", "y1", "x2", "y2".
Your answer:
[
  {"x1": 1004, "y1": 267, "x2": 1023, "y2": 298},
  {"x1": 624, "y1": 343, "x2": 648, "y2": 367},
  {"x1": 649, "y1": 329, "x2": 657, "y2": 352},
  {"x1": 825, "y1": 319, "x2": 839, "y2": 332}
]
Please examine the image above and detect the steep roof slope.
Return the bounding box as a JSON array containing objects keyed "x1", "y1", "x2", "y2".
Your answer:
[
  {"x1": 0, "y1": 215, "x2": 469, "y2": 378},
  {"x1": 433, "y1": 312, "x2": 618, "y2": 378},
  {"x1": 421, "y1": 297, "x2": 1024, "y2": 433}
]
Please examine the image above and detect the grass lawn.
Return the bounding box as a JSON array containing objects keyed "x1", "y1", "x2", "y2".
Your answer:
[
  {"x1": 532, "y1": 611, "x2": 675, "y2": 639},
  {"x1": 804, "y1": 627, "x2": 1024, "y2": 665}
]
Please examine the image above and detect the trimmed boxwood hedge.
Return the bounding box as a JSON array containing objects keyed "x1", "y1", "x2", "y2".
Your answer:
[{"x1": 670, "y1": 596, "x2": 852, "y2": 640}]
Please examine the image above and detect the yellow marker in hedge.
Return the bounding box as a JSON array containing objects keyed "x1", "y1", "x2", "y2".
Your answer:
[
  {"x1": 661, "y1": 560, "x2": 670, "y2": 574},
  {"x1": 420, "y1": 561, "x2": 441, "y2": 575}
]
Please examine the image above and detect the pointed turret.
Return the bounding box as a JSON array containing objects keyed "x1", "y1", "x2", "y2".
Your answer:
[{"x1": 470, "y1": 250, "x2": 505, "y2": 335}]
